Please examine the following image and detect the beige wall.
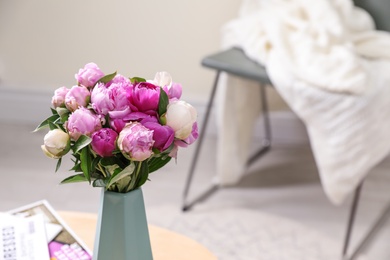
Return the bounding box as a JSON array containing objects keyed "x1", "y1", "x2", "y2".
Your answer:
[
  {"x1": 0, "y1": 0, "x2": 287, "y2": 109},
  {"x1": 0, "y1": 0, "x2": 243, "y2": 102}
]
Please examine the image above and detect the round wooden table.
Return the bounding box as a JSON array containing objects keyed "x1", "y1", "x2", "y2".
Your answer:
[{"x1": 58, "y1": 211, "x2": 217, "y2": 260}]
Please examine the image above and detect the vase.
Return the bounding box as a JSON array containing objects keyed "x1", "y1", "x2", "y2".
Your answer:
[{"x1": 93, "y1": 188, "x2": 153, "y2": 260}]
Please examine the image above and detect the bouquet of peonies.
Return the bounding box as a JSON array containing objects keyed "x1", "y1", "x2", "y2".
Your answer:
[{"x1": 36, "y1": 63, "x2": 198, "y2": 193}]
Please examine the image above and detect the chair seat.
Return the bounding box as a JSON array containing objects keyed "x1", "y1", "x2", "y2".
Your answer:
[{"x1": 201, "y1": 47, "x2": 272, "y2": 84}]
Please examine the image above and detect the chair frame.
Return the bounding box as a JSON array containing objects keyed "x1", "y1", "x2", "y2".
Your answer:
[
  {"x1": 182, "y1": 70, "x2": 272, "y2": 211},
  {"x1": 182, "y1": 48, "x2": 390, "y2": 259}
]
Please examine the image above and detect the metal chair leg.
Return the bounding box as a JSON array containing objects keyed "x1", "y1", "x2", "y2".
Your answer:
[
  {"x1": 182, "y1": 71, "x2": 221, "y2": 211},
  {"x1": 342, "y1": 179, "x2": 390, "y2": 260},
  {"x1": 182, "y1": 77, "x2": 273, "y2": 211},
  {"x1": 342, "y1": 181, "x2": 364, "y2": 259},
  {"x1": 247, "y1": 83, "x2": 272, "y2": 166}
]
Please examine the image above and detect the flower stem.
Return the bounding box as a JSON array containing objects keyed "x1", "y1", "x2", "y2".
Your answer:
[{"x1": 128, "y1": 161, "x2": 142, "y2": 190}]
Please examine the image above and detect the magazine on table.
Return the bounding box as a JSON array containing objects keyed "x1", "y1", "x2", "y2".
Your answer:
[
  {"x1": 5, "y1": 200, "x2": 92, "y2": 260},
  {"x1": 0, "y1": 213, "x2": 49, "y2": 260}
]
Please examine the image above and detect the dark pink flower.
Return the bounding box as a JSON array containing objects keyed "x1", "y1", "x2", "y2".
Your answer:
[
  {"x1": 129, "y1": 82, "x2": 160, "y2": 113},
  {"x1": 110, "y1": 118, "x2": 127, "y2": 133},
  {"x1": 142, "y1": 120, "x2": 175, "y2": 152},
  {"x1": 91, "y1": 128, "x2": 118, "y2": 157}
]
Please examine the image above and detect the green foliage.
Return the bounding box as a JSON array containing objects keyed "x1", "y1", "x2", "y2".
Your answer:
[
  {"x1": 158, "y1": 87, "x2": 169, "y2": 118},
  {"x1": 130, "y1": 77, "x2": 146, "y2": 84},
  {"x1": 98, "y1": 71, "x2": 117, "y2": 84}
]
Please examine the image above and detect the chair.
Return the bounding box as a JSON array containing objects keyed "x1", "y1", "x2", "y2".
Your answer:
[{"x1": 182, "y1": 1, "x2": 390, "y2": 259}]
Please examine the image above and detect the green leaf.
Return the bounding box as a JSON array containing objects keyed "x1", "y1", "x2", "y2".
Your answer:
[
  {"x1": 130, "y1": 77, "x2": 146, "y2": 84},
  {"x1": 51, "y1": 107, "x2": 57, "y2": 115},
  {"x1": 100, "y1": 156, "x2": 126, "y2": 169},
  {"x1": 60, "y1": 174, "x2": 88, "y2": 184},
  {"x1": 98, "y1": 71, "x2": 117, "y2": 84},
  {"x1": 73, "y1": 135, "x2": 92, "y2": 153},
  {"x1": 148, "y1": 156, "x2": 172, "y2": 173},
  {"x1": 107, "y1": 163, "x2": 135, "y2": 189},
  {"x1": 70, "y1": 162, "x2": 82, "y2": 172},
  {"x1": 55, "y1": 158, "x2": 62, "y2": 172},
  {"x1": 158, "y1": 87, "x2": 169, "y2": 118},
  {"x1": 48, "y1": 121, "x2": 58, "y2": 130},
  {"x1": 33, "y1": 114, "x2": 60, "y2": 132},
  {"x1": 80, "y1": 146, "x2": 92, "y2": 183},
  {"x1": 135, "y1": 162, "x2": 149, "y2": 188},
  {"x1": 56, "y1": 107, "x2": 70, "y2": 123},
  {"x1": 92, "y1": 179, "x2": 106, "y2": 188}
]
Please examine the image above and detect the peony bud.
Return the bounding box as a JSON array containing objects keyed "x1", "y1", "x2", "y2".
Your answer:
[
  {"x1": 51, "y1": 86, "x2": 69, "y2": 108},
  {"x1": 117, "y1": 122, "x2": 154, "y2": 161},
  {"x1": 66, "y1": 107, "x2": 102, "y2": 141},
  {"x1": 41, "y1": 129, "x2": 70, "y2": 159},
  {"x1": 65, "y1": 85, "x2": 90, "y2": 112},
  {"x1": 165, "y1": 100, "x2": 197, "y2": 139},
  {"x1": 75, "y1": 62, "x2": 105, "y2": 88},
  {"x1": 91, "y1": 128, "x2": 118, "y2": 157}
]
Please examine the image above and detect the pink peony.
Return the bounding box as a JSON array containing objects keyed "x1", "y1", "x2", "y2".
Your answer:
[
  {"x1": 141, "y1": 117, "x2": 175, "y2": 152},
  {"x1": 51, "y1": 86, "x2": 69, "y2": 108},
  {"x1": 117, "y1": 122, "x2": 154, "y2": 161},
  {"x1": 163, "y1": 82, "x2": 182, "y2": 100},
  {"x1": 129, "y1": 82, "x2": 160, "y2": 113},
  {"x1": 107, "y1": 74, "x2": 131, "y2": 87},
  {"x1": 91, "y1": 128, "x2": 118, "y2": 157},
  {"x1": 75, "y1": 62, "x2": 105, "y2": 88},
  {"x1": 91, "y1": 83, "x2": 114, "y2": 115},
  {"x1": 65, "y1": 85, "x2": 90, "y2": 112},
  {"x1": 66, "y1": 107, "x2": 102, "y2": 141},
  {"x1": 110, "y1": 118, "x2": 127, "y2": 133},
  {"x1": 107, "y1": 82, "x2": 132, "y2": 119},
  {"x1": 91, "y1": 82, "x2": 132, "y2": 119}
]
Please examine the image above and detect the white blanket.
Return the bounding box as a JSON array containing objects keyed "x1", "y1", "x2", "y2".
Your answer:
[{"x1": 216, "y1": 0, "x2": 390, "y2": 205}]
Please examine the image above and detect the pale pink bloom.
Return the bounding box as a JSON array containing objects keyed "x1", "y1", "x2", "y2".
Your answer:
[
  {"x1": 152, "y1": 71, "x2": 182, "y2": 100},
  {"x1": 165, "y1": 100, "x2": 197, "y2": 139},
  {"x1": 117, "y1": 122, "x2": 154, "y2": 161},
  {"x1": 51, "y1": 86, "x2": 69, "y2": 108},
  {"x1": 153, "y1": 71, "x2": 172, "y2": 88},
  {"x1": 65, "y1": 85, "x2": 90, "y2": 112},
  {"x1": 91, "y1": 82, "x2": 131, "y2": 119},
  {"x1": 75, "y1": 62, "x2": 104, "y2": 88},
  {"x1": 41, "y1": 129, "x2": 70, "y2": 159},
  {"x1": 66, "y1": 107, "x2": 102, "y2": 141},
  {"x1": 91, "y1": 83, "x2": 114, "y2": 115},
  {"x1": 107, "y1": 74, "x2": 131, "y2": 86},
  {"x1": 91, "y1": 128, "x2": 118, "y2": 157}
]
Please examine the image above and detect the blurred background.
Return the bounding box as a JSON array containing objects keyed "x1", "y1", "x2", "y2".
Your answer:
[
  {"x1": 0, "y1": 0, "x2": 286, "y2": 123},
  {"x1": 1, "y1": 1, "x2": 390, "y2": 259}
]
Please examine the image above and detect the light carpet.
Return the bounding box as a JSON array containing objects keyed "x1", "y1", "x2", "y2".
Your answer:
[{"x1": 146, "y1": 205, "x2": 367, "y2": 260}]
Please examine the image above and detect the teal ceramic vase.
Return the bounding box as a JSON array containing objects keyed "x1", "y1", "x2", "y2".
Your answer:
[{"x1": 93, "y1": 188, "x2": 153, "y2": 260}]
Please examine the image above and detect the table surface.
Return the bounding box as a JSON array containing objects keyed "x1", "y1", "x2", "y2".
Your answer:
[{"x1": 58, "y1": 211, "x2": 217, "y2": 260}]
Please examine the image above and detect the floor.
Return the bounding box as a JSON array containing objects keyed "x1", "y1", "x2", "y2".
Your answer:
[{"x1": 0, "y1": 121, "x2": 389, "y2": 259}]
